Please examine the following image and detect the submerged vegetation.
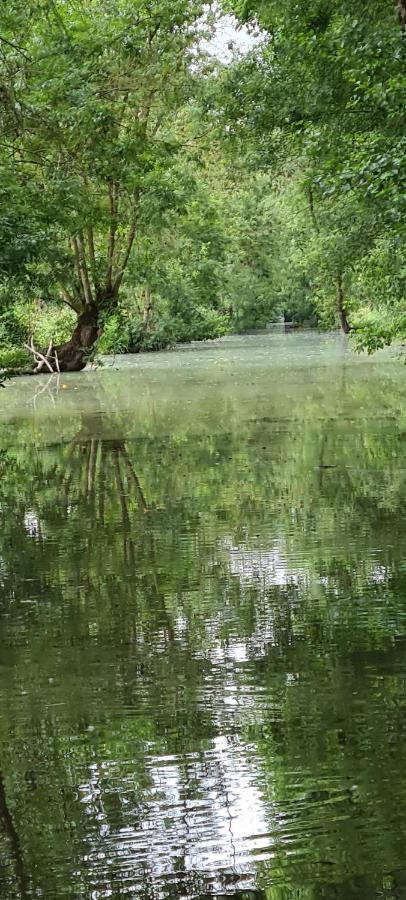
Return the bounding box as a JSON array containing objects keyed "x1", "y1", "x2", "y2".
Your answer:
[{"x1": 0, "y1": 0, "x2": 405, "y2": 371}]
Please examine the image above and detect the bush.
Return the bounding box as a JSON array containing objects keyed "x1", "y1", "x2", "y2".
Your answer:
[
  {"x1": 98, "y1": 314, "x2": 130, "y2": 354},
  {"x1": 128, "y1": 317, "x2": 176, "y2": 352},
  {"x1": 98, "y1": 302, "x2": 229, "y2": 355},
  {"x1": 0, "y1": 280, "x2": 76, "y2": 354},
  {"x1": 0, "y1": 281, "x2": 30, "y2": 348},
  {"x1": 351, "y1": 308, "x2": 406, "y2": 354},
  {"x1": 0, "y1": 347, "x2": 31, "y2": 370},
  {"x1": 173, "y1": 306, "x2": 229, "y2": 342},
  {"x1": 32, "y1": 305, "x2": 76, "y2": 349}
]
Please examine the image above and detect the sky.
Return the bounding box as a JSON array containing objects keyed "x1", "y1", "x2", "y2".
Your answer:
[{"x1": 205, "y1": 13, "x2": 260, "y2": 62}]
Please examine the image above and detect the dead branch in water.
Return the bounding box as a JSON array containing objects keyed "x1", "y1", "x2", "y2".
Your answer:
[{"x1": 24, "y1": 337, "x2": 62, "y2": 375}]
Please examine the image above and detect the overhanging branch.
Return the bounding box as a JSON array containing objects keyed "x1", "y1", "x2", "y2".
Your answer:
[{"x1": 59, "y1": 287, "x2": 84, "y2": 316}]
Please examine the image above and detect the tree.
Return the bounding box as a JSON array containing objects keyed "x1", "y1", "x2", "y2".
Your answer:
[
  {"x1": 0, "y1": 0, "x2": 207, "y2": 370},
  {"x1": 222, "y1": 0, "x2": 406, "y2": 343}
]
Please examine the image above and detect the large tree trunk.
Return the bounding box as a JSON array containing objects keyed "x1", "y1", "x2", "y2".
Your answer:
[
  {"x1": 10, "y1": 308, "x2": 100, "y2": 375},
  {"x1": 55, "y1": 307, "x2": 100, "y2": 372},
  {"x1": 336, "y1": 275, "x2": 350, "y2": 334}
]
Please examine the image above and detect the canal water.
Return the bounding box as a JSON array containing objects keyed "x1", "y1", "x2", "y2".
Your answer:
[{"x1": 0, "y1": 331, "x2": 406, "y2": 899}]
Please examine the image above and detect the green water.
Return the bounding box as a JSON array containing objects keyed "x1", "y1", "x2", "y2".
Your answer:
[{"x1": 1, "y1": 331, "x2": 406, "y2": 899}]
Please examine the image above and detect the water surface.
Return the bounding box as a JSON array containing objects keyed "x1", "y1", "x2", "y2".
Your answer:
[{"x1": 1, "y1": 332, "x2": 406, "y2": 899}]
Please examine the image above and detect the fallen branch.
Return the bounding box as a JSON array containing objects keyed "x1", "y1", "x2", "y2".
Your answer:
[{"x1": 24, "y1": 338, "x2": 57, "y2": 374}]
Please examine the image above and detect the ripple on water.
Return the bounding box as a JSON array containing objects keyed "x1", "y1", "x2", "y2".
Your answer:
[{"x1": 1, "y1": 333, "x2": 406, "y2": 899}]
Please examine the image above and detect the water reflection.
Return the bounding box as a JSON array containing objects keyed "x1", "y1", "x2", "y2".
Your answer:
[{"x1": 1, "y1": 333, "x2": 406, "y2": 899}]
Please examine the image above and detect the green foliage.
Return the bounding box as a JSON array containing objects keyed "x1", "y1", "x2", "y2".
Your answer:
[
  {"x1": 0, "y1": 281, "x2": 76, "y2": 356},
  {"x1": 1, "y1": 0, "x2": 404, "y2": 364},
  {"x1": 173, "y1": 305, "x2": 229, "y2": 342},
  {"x1": 0, "y1": 347, "x2": 30, "y2": 371},
  {"x1": 0, "y1": 282, "x2": 29, "y2": 349},
  {"x1": 97, "y1": 160, "x2": 275, "y2": 354},
  {"x1": 127, "y1": 315, "x2": 176, "y2": 352},
  {"x1": 99, "y1": 303, "x2": 229, "y2": 355},
  {"x1": 0, "y1": 0, "x2": 214, "y2": 364},
  {"x1": 221, "y1": 0, "x2": 406, "y2": 347},
  {"x1": 219, "y1": 172, "x2": 281, "y2": 330},
  {"x1": 31, "y1": 305, "x2": 77, "y2": 348},
  {"x1": 98, "y1": 313, "x2": 131, "y2": 355}
]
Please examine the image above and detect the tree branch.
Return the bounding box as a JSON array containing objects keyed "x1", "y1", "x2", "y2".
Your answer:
[
  {"x1": 71, "y1": 238, "x2": 85, "y2": 303},
  {"x1": 113, "y1": 190, "x2": 140, "y2": 294},
  {"x1": 73, "y1": 234, "x2": 93, "y2": 307},
  {"x1": 106, "y1": 181, "x2": 119, "y2": 291},
  {"x1": 0, "y1": 35, "x2": 30, "y2": 59},
  {"x1": 113, "y1": 215, "x2": 137, "y2": 294},
  {"x1": 24, "y1": 338, "x2": 55, "y2": 373},
  {"x1": 80, "y1": 172, "x2": 98, "y2": 288},
  {"x1": 307, "y1": 186, "x2": 320, "y2": 233},
  {"x1": 87, "y1": 225, "x2": 97, "y2": 286},
  {"x1": 59, "y1": 286, "x2": 84, "y2": 315}
]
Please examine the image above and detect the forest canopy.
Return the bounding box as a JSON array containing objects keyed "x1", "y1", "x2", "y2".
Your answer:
[{"x1": 0, "y1": 0, "x2": 405, "y2": 372}]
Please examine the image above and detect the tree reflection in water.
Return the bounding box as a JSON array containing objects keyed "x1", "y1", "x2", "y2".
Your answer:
[{"x1": 1, "y1": 359, "x2": 406, "y2": 899}]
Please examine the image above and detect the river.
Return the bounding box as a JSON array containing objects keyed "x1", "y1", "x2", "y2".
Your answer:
[{"x1": 0, "y1": 331, "x2": 406, "y2": 899}]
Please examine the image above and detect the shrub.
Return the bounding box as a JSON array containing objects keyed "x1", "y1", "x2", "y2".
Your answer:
[
  {"x1": 0, "y1": 347, "x2": 31, "y2": 370},
  {"x1": 98, "y1": 314, "x2": 130, "y2": 354}
]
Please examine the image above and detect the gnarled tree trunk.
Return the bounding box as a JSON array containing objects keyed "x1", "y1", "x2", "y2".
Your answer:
[
  {"x1": 55, "y1": 307, "x2": 99, "y2": 372},
  {"x1": 20, "y1": 307, "x2": 100, "y2": 375}
]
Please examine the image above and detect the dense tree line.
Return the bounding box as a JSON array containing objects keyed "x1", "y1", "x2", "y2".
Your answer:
[
  {"x1": 223, "y1": 0, "x2": 406, "y2": 349},
  {"x1": 0, "y1": 0, "x2": 405, "y2": 372}
]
